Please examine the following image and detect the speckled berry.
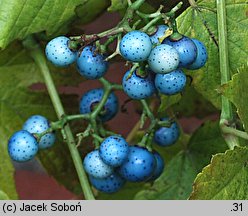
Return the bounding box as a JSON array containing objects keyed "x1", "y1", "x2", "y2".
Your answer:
[
  {"x1": 120, "y1": 30, "x2": 152, "y2": 62},
  {"x1": 155, "y1": 69, "x2": 186, "y2": 95},
  {"x1": 148, "y1": 44, "x2": 180, "y2": 74},
  {"x1": 83, "y1": 150, "x2": 114, "y2": 179},
  {"x1": 89, "y1": 172, "x2": 126, "y2": 193},
  {"x1": 23, "y1": 115, "x2": 56, "y2": 149},
  {"x1": 76, "y1": 46, "x2": 109, "y2": 79},
  {"x1": 163, "y1": 36, "x2": 197, "y2": 67},
  {"x1": 149, "y1": 25, "x2": 169, "y2": 45},
  {"x1": 118, "y1": 146, "x2": 156, "y2": 182},
  {"x1": 45, "y1": 36, "x2": 77, "y2": 67},
  {"x1": 79, "y1": 88, "x2": 119, "y2": 122},
  {"x1": 148, "y1": 151, "x2": 165, "y2": 181},
  {"x1": 154, "y1": 119, "x2": 180, "y2": 146},
  {"x1": 187, "y1": 38, "x2": 208, "y2": 70},
  {"x1": 8, "y1": 130, "x2": 39, "y2": 162},
  {"x1": 99, "y1": 135, "x2": 129, "y2": 167},
  {"x1": 122, "y1": 70, "x2": 156, "y2": 100}
]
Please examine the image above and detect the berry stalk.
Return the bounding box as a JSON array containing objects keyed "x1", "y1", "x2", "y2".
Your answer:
[
  {"x1": 23, "y1": 36, "x2": 95, "y2": 200},
  {"x1": 216, "y1": 0, "x2": 239, "y2": 149}
]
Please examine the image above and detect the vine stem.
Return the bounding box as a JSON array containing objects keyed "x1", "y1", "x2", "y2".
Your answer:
[
  {"x1": 216, "y1": 0, "x2": 239, "y2": 149},
  {"x1": 23, "y1": 36, "x2": 95, "y2": 200}
]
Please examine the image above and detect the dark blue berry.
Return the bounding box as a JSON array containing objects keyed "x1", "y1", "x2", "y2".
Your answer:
[
  {"x1": 163, "y1": 36, "x2": 197, "y2": 67},
  {"x1": 149, "y1": 25, "x2": 169, "y2": 45},
  {"x1": 148, "y1": 44, "x2": 179, "y2": 74},
  {"x1": 23, "y1": 115, "x2": 56, "y2": 149},
  {"x1": 187, "y1": 38, "x2": 208, "y2": 70},
  {"x1": 79, "y1": 88, "x2": 119, "y2": 122},
  {"x1": 89, "y1": 172, "x2": 126, "y2": 193},
  {"x1": 77, "y1": 46, "x2": 109, "y2": 79},
  {"x1": 148, "y1": 151, "x2": 165, "y2": 181},
  {"x1": 45, "y1": 36, "x2": 77, "y2": 67},
  {"x1": 8, "y1": 130, "x2": 39, "y2": 162},
  {"x1": 122, "y1": 70, "x2": 156, "y2": 100},
  {"x1": 83, "y1": 150, "x2": 113, "y2": 179},
  {"x1": 99, "y1": 135, "x2": 129, "y2": 167},
  {"x1": 155, "y1": 69, "x2": 186, "y2": 95},
  {"x1": 120, "y1": 30, "x2": 152, "y2": 62},
  {"x1": 118, "y1": 146, "x2": 156, "y2": 182},
  {"x1": 154, "y1": 119, "x2": 180, "y2": 146}
]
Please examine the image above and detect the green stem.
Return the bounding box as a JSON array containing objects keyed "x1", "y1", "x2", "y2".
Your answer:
[
  {"x1": 188, "y1": 0, "x2": 197, "y2": 8},
  {"x1": 221, "y1": 126, "x2": 248, "y2": 140},
  {"x1": 141, "y1": 15, "x2": 162, "y2": 32},
  {"x1": 216, "y1": 0, "x2": 239, "y2": 148},
  {"x1": 23, "y1": 36, "x2": 95, "y2": 200},
  {"x1": 131, "y1": 0, "x2": 146, "y2": 10},
  {"x1": 136, "y1": 5, "x2": 164, "y2": 19},
  {"x1": 91, "y1": 78, "x2": 112, "y2": 119},
  {"x1": 91, "y1": 134, "x2": 104, "y2": 143},
  {"x1": 66, "y1": 114, "x2": 90, "y2": 121},
  {"x1": 165, "y1": 2, "x2": 184, "y2": 16},
  {"x1": 140, "y1": 100, "x2": 155, "y2": 121}
]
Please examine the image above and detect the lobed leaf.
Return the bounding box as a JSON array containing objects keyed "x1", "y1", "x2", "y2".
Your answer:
[
  {"x1": 177, "y1": 0, "x2": 248, "y2": 108},
  {"x1": 220, "y1": 65, "x2": 248, "y2": 133},
  {"x1": 190, "y1": 147, "x2": 248, "y2": 200}
]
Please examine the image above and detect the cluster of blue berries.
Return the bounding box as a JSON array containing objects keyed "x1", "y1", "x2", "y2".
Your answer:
[
  {"x1": 8, "y1": 115, "x2": 55, "y2": 162},
  {"x1": 45, "y1": 36, "x2": 108, "y2": 80},
  {"x1": 83, "y1": 135, "x2": 163, "y2": 193},
  {"x1": 7, "y1": 23, "x2": 207, "y2": 194},
  {"x1": 120, "y1": 25, "x2": 208, "y2": 99},
  {"x1": 83, "y1": 117, "x2": 180, "y2": 194}
]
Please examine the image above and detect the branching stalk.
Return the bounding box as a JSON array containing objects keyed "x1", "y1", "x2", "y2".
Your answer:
[
  {"x1": 23, "y1": 36, "x2": 95, "y2": 200},
  {"x1": 216, "y1": 0, "x2": 239, "y2": 149}
]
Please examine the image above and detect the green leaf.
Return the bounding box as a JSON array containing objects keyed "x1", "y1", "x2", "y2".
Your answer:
[
  {"x1": 177, "y1": 0, "x2": 248, "y2": 108},
  {"x1": 134, "y1": 121, "x2": 227, "y2": 200},
  {"x1": 158, "y1": 85, "x2": 217, "y2": 118},
  {"x1": 158, "y1": 94, "x2": 181, "y2": 117},
  {"x1": 190, "y1": 147, "x2": 248, "y2": 200},
  {"x1": 0, "y1": 191, "x2": 9, "y2": 200},
  {"x1": 75, "y1": 0, "x2": 110, "y2": 25},
  {"x1": 221, "y1": 65, "x2": 248, "y2": 133},
  {"x1": 0, "y1": 0, "x2": 110, "y2": 48},
  {"x1": 0, "y1": 42, "x2": 82, "y2": 195},
  {"x1": 108, "y1": 0, "x2": 127, "y2": 12},
  {"x1": 173, "y1": 85, "x2": 217, "y2": 118},
  {"x1": 0, "y1": 135, "x2": 18, "y2": 199}
]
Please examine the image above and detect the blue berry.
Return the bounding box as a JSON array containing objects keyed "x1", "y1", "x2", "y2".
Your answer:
[
  {"x1": 45, "y1": 36, "x2": 77, "y2": 67},
  {"x1": 122, "y1": 70, "x2": 155, "y2": 100},
  {"x1": 99, "y1": 135, "x2": 129, "y2": 167},
  {"x1": 148, "y1": 151, "x2": 165, "y2": 181},
  {"x1": 163, "y1": 36, "x2": 197, "y2": 67},
  {"x1": 154, "y1": 119, "x2": 180, "y2": 146},
  {"x1": 120, "y1": 30, "x2": 152, "y2": 62},
  {"x1": 79, "y1": 88, "x2": 118, "y2": 122},
  {"x1": 118, "y1": 146, "x2": 155, "y2": 182},
  {"x1": 76, "y1": 46, "x2": 109, "y2": 79},
  {"x1": 89, "y1": 172, "x2": 126, "y2": 193},
  {"x1": 8, "y1": 130, "x2": 39, "y2": 162},
  {"x1": 149, "y1": 25, "x2": 169, "y2": 45},
  {"x1": 187, "y1": 38, "x2": 208, "y2": 70},
  {"x1": 155, "y1": 69, "x2": 186, "y2": 95},
  {"x1": 23, "y1": 115, "x2": 56, "y2": 149},
  {"x1": 148, "y1": 44, "x2": 180, "y2": 74},
  {"x1": 83, "y1": 150, "x2": 114, "y2": 179}
]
